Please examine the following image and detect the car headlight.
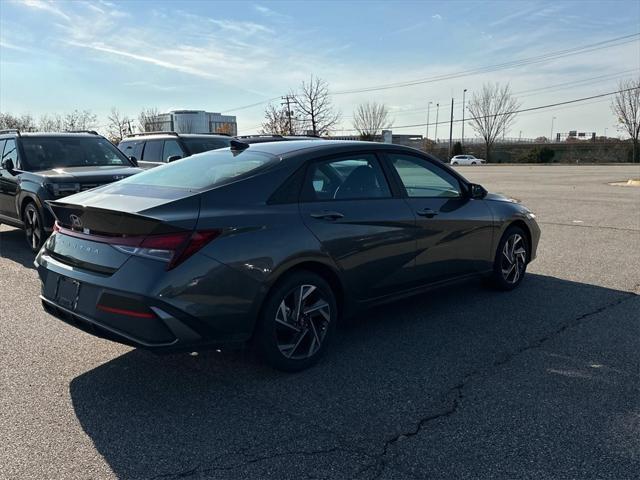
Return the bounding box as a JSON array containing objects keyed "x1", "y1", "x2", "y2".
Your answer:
[{"x1": 46, "y1": 183, "x2": 81, "y2": 197}]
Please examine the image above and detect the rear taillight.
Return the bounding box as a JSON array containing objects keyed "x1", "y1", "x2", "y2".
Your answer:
[
  {"x1": 113, "y1": 230, "x2": 221, "y2": 269},
  {"x1": 54, "y1": 222, "x2": 221, "y2": 270}
]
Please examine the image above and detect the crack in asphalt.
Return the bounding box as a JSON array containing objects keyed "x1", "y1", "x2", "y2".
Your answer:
[{"x1": 357, "y1": 292, "x2": 638, "y2": 480}]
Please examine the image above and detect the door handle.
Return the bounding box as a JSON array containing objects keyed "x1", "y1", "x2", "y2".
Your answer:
[
  {"x1": 310, "y1": 211, "x2": 344, "y2": 221},
  {"x1": 416, "y1": 208, "x2": 438, "y2": 218}
]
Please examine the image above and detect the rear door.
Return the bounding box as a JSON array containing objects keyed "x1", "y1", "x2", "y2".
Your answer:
[
  {"x1": 384, "y1": 152, "x2": 494, "y2": 283},
  {"x1": 299, "y1": 152, "x2": 417, "y2": 300}
]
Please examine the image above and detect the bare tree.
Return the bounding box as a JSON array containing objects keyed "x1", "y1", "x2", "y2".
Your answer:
[
  {"x1": 353, "y1": 102, "x2": 392, "y2": 140},
  {"x1": 38, "y1": 114, "x2": 64, "y2": 132},
  {"x1": 63, "y1": 109, "x2": 97, "y2": 131},
  {"x1": 294, "y1": 75, "x2": 340, "y2": 136},
  {"x1": 611, "y1": 77, "x2": 640, "y2": 162},
  {"x1": 0, "y1": 112, "x2": 36, "y2": 131},
  {"x1": 106, "y1": 107, "x2": 132, "y2": 143},
  {"x1": 260, "y1": 103, "x2": 292, "y2": 135},
  {"x1": 138, "y1": 107, "x2": 164, "y2": 132},
  {"x1": 467, "y1": 83, "x2": 520, "y2": 162}
]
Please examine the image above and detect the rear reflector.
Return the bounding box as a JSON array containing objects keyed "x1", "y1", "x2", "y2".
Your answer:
[
  {"x1": 97, "y1": 304, "x2": 156, "y2": 319},
  {"x1": 54, "y1": 222, "x2": 221, "y2": 270}
]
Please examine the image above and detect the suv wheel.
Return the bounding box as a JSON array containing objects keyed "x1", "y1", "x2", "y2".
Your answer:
[
  {"x1": 255, "y1": 271, "x2": 337, "y2": 372},
  {"x1": 23, "y1": 202, "x2": 45, "y2": 252}
]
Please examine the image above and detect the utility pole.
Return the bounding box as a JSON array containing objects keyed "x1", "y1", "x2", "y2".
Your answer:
[
  {"x1": 434, "y1": 103, "x2": 440, "y2": 143},
  {"x1": 281, "y1": 95, "x2": 296, "y2": 135},
  {"x1": 550, "y1": 116, "x2": 556, "y2": 143},
  {"x1": 461, "y1": 89, "x2": 467, "y2": 150},
  {"x1": 448, "y1": 98, "x2": 454, "y2": 160},
  {"x1": 425, "y1": 101, "x2": 433, "y2": 149}
]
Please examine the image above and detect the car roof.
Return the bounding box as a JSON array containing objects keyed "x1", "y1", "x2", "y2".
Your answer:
[{"x1": 237, "y1": 139, "x2": 422, "y2": 158}]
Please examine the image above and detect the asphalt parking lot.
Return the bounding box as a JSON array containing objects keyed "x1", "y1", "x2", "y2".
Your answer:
[{"x1": 1, "y1": 164, "x2": 639, "y2": 479}]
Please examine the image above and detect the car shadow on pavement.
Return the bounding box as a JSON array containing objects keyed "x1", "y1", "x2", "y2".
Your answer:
[
  {"x1": 0, "y1": 227, "x2": 36, "y2": 270},
  {"x1": 68, "y1": 274, "x2": 638, "y2": 479}
]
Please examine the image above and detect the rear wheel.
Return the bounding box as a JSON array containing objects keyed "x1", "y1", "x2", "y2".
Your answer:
[
  {"x1": 23, "y1": 202, "x2": 45, "y2": 252},
  {"x1": 471, "y1": 161, "x2": 477, "y2": 165},
  {"x1": 452, "y1": 162, "x2": 458, "y2": 165},
  {"x1": 255, "y1": 271, "x2": 337, "y2": 372},
  {"x1": 492, "y1": 226, "x2": 529, "y2": 290}
]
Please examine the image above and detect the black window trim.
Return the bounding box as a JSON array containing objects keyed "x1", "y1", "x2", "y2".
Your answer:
[
  {"x1": 299, "y1": 150, "x2": 399, "y2": 203},
  {"x1": 380, "y1": 150, "x2": 471, "y2": 199}
]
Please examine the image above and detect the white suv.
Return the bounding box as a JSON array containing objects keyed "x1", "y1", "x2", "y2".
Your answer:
[{"x1": 450, "y1": 155, "x2": 485, "y2": 166}]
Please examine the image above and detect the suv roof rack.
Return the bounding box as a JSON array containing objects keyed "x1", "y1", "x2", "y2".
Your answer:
[
  {"x1": 0, "y1": 128, "x2": 20, "y2": 136},
  {"x1": 65, "y1": 130, "x2": 99, "y2": 135},
  {"x1": 238, "y1": 134, "x2": 284, "y2": 139},
  {"x1": 125, "y1": 131, "x2": 179, "y2": 138}
]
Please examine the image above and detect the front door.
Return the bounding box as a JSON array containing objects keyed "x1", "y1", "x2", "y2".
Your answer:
[
  {"x1": 299, "y1": 152, "x2": 417, "y2": 300},
  {"x1": 384, "y1": 152, "x2": 495, "y2": 284}
]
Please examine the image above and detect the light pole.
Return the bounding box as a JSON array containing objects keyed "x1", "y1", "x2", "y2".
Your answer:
[
  {"x1": 448, "y1": 98, "x2": 454, "y2": 159},
  {"x1": 461, "y1": 89, "x2": 467, "y2": 149},
  {"x1": 425, "y1": 101, "x2": 433, "y2": 143},
  {"x1": 434, "y1": 103, "x2": 440, "y2": 143},
  {"x1": 550, "y1": 116, "x2": 557, "y2": 142}
]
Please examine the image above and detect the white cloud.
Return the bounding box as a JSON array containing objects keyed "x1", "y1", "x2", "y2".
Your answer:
[
  {"x1": 19, "y1": 0, "x2": 71, "y2": 21},
  {"x1": 432, "y1": 14, "x2": 442, "y2": 21}
]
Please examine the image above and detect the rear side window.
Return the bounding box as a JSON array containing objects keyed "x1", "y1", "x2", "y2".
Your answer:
[
  {"x1": 183, "y1": 138, "x2": 230, "y2": 154},
  {"x1": 117, "y1": 148, "x2": 277, "y2": 191},
  {"x1": 142, "y1": 140, "x2": 163, "y2": 162},
  {"x1": 303, "y1": 154, "x2": 391, "y2": 201},
  {"x1": 2, "y1": 139, "x2": 18, "y2": 167},
  {"x1": 119, "y1": 140, "x2": 144, "y2": 160}
]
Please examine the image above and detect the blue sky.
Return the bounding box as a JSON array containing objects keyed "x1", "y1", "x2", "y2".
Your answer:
[{"x1": 1, "y1": 0, "x2": 639, "y2": 138}]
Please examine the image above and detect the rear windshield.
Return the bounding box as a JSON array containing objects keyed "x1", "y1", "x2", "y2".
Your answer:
[
  {"x1": 183, "y1": 137, "x2": 230, "y2": 154},
  {"x1": 21, "y1": 137, "x2": 130, "y2": 170},
  {"x1": 117, "y1": 148, "x2": 277, "y2": 191}
]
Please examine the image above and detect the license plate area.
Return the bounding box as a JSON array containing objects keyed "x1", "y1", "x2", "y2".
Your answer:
[{"x1": 56, "y1": 276, "x2": 81, "y2": 310}]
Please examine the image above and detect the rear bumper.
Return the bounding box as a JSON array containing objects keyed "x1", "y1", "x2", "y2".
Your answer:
[{"x1": 35, "y1": 248, "x2": 266, "y2": 351}]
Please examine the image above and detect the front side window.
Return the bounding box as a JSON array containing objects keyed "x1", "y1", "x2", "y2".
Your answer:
[
  {"x1": 389, "y1": 154, "x2": 461, "y2": 198},
  {"x1": 119, "y1": 140, "x2": 144, "y2": 160},
  {"x1": 305, "y1": 154, "x2": 390, "y2": 201},
  {"x1": 162, "y1": 140, "x2": 184, "y2": 162},
  {"x1": 142, "y1": 140, "x2": 163, "y2": 162},
  {"x1": 2, "y1": 139, "x2": 18, "y2": 167},
  {"x1": 116, "y1": 148, "x2": 277, "y2": 191},
  {"x1": 20, "y1": 137, "x2": 128, "y2": 171}
]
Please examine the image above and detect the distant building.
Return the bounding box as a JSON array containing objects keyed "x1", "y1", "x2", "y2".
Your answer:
[{"x1": 147, "y1": 110, "x2": 237, "y2": 135}]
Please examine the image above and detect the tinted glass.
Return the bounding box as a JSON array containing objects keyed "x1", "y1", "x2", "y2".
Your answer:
[
  {"x1": 183, "y1": 138, "x2": 230, "y2": 154},
  {"x1": 0, "y1": 140, "x2": 6, "y2": 163},
  {"x1": 20, "y1": 137, "x2": 128, "y2": 170},
  {"x1": 162, "y1": 140, "x2": 184, "y2": 162},
  {"x1": 390, "y1": 154, "x2": 461, "y2": 198},
  {"x1": 306, "y1": 154, "x2": 390, "y2": 201},
  {"x1": 142, "y1": 140, "x2": 163, "y2": 161},
  {"x1": 2, "y1": 139, "x2": 17, "y2": 166},
  {"x1": 119, "y1": 140, "x2": 144, "y2": 160},
  {"x1": 117, "y1": 149, "x2": 277, "y2": 191}
]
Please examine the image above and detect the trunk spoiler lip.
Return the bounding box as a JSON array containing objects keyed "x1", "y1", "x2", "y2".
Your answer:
[{"x1": 52, "y1": 221, "x2": 190, "y2": 247}]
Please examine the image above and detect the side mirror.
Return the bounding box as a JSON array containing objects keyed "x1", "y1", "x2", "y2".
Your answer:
[
  {"x1": 167, "y1": 155, "x2": 182, "y2": 163},
  {"x1": 2, "y1": 158, "x2": 15, "y2": 172},
  {"x1": 469, "y1": 183, "x2": 487, "y2": 199},
  {"x1": 128, "y1": 156, "x2": 138, "y2": 167}
]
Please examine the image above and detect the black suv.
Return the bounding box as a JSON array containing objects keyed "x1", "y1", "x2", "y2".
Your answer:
[
  {"x1": 118, "y1": 132, "x2": 232, "y2": 169},
  {"x1": 0, "y1": 130, "x2": 141, "y2": 251}
]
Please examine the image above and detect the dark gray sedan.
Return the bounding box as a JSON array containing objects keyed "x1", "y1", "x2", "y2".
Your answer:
[{"x1": 35, "y1": 140, "x2": 540, "y2": 371}]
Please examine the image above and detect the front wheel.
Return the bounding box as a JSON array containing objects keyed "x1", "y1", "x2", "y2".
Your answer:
[
  {"x1": 452, "y1": 162, "x2": 458, "y2": 165},
  {"x1": 255, "y1": 271, "x2": 337, "y2": 372},
  {"x1": 492, "y1": 226, "x2": 529, "y2": 290},
  {"x1": 23, "y1": 202, "x2": 45, "y2": 252},
  {"x1": 471, "y1": 161, "x2": 477, "y2": 165}
]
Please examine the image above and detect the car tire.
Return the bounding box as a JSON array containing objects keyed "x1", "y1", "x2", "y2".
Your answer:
[
  {"x1": 491, "y1": 226, "x2": 529, "y2": 291},
  {"x1": 471, "y1": 162, "x2": 477, "y2": 165},
  {"x1": 23, "y1": 202, "x2": 45, "y2": 252},
  {"x1": 255, "y1": 270, "x2": 337, "y2": 372},
  {"x1": 452, "y1": 162, "x2": 458, "y2": 165}
]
